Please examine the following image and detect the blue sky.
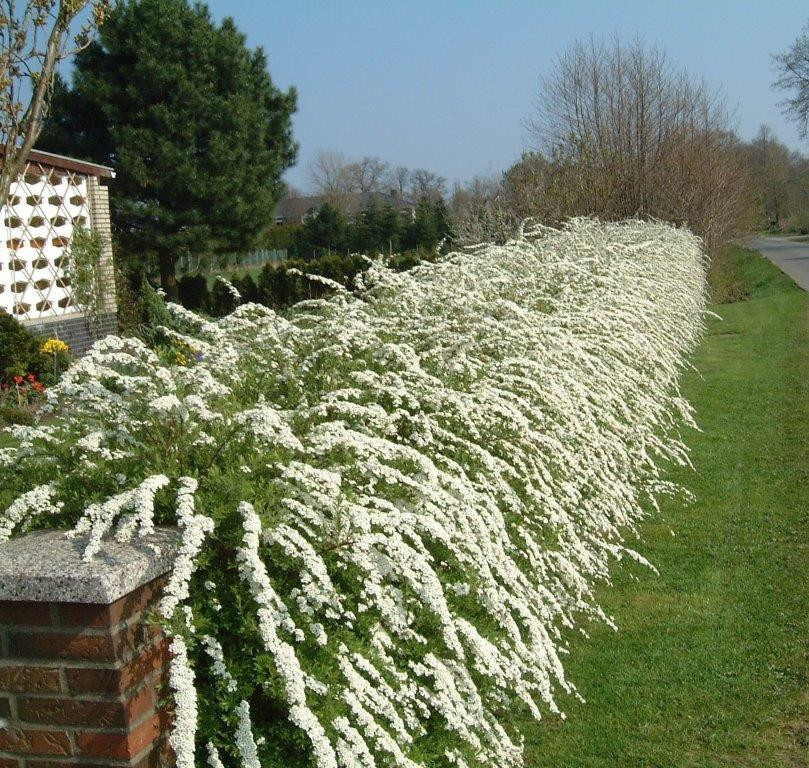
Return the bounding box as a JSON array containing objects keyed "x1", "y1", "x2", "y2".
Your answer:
[{"x1": 205, "y1": 0, "x2": 809, "y2": 191}]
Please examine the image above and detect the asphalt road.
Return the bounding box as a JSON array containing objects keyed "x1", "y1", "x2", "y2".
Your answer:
[{"x1": 749, "y1": 236, "x2": 809, "y2": 291}]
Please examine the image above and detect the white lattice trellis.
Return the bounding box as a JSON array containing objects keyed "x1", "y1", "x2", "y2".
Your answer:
[{"x1": 0, "y1": 160, "x2": 92, "y2": 321}]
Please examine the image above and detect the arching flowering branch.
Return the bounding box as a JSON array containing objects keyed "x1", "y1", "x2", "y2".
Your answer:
[{"x1": 0, "y1": 219, "x2": 708, "y2": 768}]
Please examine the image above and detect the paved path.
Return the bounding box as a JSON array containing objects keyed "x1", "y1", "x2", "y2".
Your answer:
[{"x1": 748, "y1": 236, "x2": 809, "y2": 291}]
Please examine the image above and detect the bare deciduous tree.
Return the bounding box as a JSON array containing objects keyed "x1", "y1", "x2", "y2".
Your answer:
[
  {"x1": 307, "y1": 152, "x2": 448, "y2": 210},
  {"x1": 775, "y1": 23, "x2": 809, "y2": 140},
  {"x1": 410, "y1": 168, "x2": 446, "y2": 201},
  {"x1": 307, "y1": 149, "x2": 352, "y2": 207},
  {"x1": 450, "y1": 174, "x2": 501, "y2": 218},
  {"x1": 500, "y1": 152, "x2": 555, "y2": 219},
  {"x1": 735, "y1": 125, "x2": 809, "y2": 231},
  {"x1": 0, "y1": 0, "x2": 108, "y2": 203},
  {"x1": 525, "y1": 37, "x2": 752, "y2": 250},
  {"x1": 346, "y1": 155, "x2": 389, "y2": 193},
  {"x1": 745, "y1": 125, "x2": 792, "y2": 227},
  {"x1": 390, "y1": 165, "x2": 410, "y2": 197}
]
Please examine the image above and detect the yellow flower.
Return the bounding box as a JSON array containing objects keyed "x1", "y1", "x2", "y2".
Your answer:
[{"x1": 41, "y1": 338, "x2": 69, "y2": 356}]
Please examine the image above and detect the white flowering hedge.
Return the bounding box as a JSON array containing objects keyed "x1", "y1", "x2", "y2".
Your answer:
[{"x1": 0, "y1": 219, "x2": 707, "y2": 768}]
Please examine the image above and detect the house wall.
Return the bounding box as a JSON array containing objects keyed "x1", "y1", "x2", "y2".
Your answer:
[{"x1": 1, "y1": 160, "x2": 118, "y2": 357}]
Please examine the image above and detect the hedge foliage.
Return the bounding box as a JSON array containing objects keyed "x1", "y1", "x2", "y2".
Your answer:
[
  {"x1": 178, "y1": 250, "x2": 434, "y2": 317},
  {"x1": 1, "y1": 220, "x2": 707, "y2": 768},
  {"x1": 0, "y1": 312, "x2": 47, "y2": 383}
]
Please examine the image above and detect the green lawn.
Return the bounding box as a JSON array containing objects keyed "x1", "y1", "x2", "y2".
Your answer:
[
  {"x1": 523, "y1": 246, "x2": 809, "y2": 767},
  {"x1": 205, "y1": 265, "x2": 263, "y2": 290}
]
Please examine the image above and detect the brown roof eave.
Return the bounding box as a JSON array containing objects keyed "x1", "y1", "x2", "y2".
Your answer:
[{"x1": 10, "y1": 148, "x2": 115, "y2": 179}]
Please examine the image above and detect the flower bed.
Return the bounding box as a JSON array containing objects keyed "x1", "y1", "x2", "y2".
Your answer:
[
  {"x1": 0, "y1": 219, "x2": 707, "y2": 768},
  {"x1": 0, "y1": 333, "x2": 71, "y2": 425}
]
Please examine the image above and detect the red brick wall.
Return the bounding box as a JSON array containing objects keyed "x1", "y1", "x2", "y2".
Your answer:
[{"x1": 0, "y1": 577, "x2": 172, "y2": 768}]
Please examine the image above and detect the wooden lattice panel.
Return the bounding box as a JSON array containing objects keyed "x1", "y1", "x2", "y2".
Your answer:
[{"x1": 0, "y1": 161, "x2": 91, "y2": 320}]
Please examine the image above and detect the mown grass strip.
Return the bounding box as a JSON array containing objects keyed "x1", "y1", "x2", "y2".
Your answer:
[{"x1": 524, "y1": 246, "x2": 809, "y2": 767}]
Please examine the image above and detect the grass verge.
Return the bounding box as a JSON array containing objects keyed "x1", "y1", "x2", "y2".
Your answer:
[
  {"x1": 205, "y1": 265, "x2": 263, "y2": 290},
  {"x1": 523, "y1": 245, "x2": 809, "y2": 767}
]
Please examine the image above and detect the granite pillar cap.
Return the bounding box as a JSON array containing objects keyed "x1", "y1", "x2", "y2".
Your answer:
[{"x1": 0, "y1": 527, "x2": 180, "y2": 604}]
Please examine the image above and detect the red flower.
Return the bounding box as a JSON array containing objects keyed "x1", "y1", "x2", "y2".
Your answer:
[
  {"x1": 27, "y1": 373, "x2": 36, "y2": 382},
  {"x1": 32, "y1": 382, "x2": 45, "y2": 392},
  {"x1": 13, "y1": 375, "x2": 23, "y2": 385}
]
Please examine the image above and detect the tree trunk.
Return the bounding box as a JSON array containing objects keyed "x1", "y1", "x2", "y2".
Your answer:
[
  {"x1": 158, "y1": 251, "x2": 178, "y2": 301},
  {"x1": 0, "y1": 9, "x2": 77, "y2": 206}
]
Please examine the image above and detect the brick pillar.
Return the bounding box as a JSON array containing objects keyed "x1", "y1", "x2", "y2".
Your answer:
[
  {"x1": 0, "y1": 529, "x2": 179, "y2": 768},
  {"x1": 86, "y1": 175, "x2": 119, "y2": 339}
]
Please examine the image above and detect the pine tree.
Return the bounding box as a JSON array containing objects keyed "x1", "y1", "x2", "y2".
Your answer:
[
  {"x1": 39, "y1": 0, "x2": 297, "y2": 298},
  {"x1": 431, "y1": 198, "x2": 453, "y2": 247},
  {"x1": 376, "y1": 204, "x2": 401, "y2": 254},
  {"x1": 403, "y1": 198, "x2": 439, "y2": 251},
  {"x1": 291, "y1": 203, "x2": 347, "y2": 260}
]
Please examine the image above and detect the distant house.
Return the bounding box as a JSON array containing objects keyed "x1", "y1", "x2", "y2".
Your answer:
[
  {"x1": 1, "y1": 149, "x2": 117, "y2": 355},
  {"x1": 274, "y1": 190, "x2": 414, "y2": 225}
]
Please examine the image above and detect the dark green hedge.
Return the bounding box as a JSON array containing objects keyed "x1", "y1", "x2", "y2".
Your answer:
[
  {"x1": 0, "y1": 312, "x2": 47, "y2": 383},
  {"x1": 177, "y1": 249, "x2": 434, "y2": 317}
]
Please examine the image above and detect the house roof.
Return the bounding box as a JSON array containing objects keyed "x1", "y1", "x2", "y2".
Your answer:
[
  {"x1": 22, "y1": 149, "x2": 115, "y2": 179},
  {"x1": 276, "y1": 195, "x2": 321, "y2": 221}
]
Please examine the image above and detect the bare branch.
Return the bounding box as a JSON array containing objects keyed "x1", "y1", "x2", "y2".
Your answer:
[
  {"x1": 774, "y1": 21, "x2": 809, "y2": 139},
  {"x1": 409, "y1": 168, "x2": 446, "y2": 201},
  {"x1": 521, "y1": 36, "x2": 751, "y2": 250},
  {"x1": 307, "y1": 149, "x2": 353, "y2": 209},
  {"x1": 0, "y1": 0, "x2": 109, "y2": 203},
  {"x1": 345, "y1": 156, "x2": 389, "y2": 193}
]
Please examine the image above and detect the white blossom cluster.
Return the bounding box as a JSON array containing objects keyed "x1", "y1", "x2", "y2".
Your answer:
[
  {"x1": 169, "y1": 635, "x2": 199, "y2": 768},
  {"x1": 216, "y1": 275, "x2": 242, "y2": 301},
  {"x1": 71, "y1": 474, "x2": 170, "y2": 561},
  {"x1": 0, "y1": 483, "x2": 62, "y2": 542},
  {"x1": 160, "y1": 477, "x2": 215, "y2": 619},
  {"x1": 201, "y1": 634, "x2": 238, "y2": 693},
  {"x1": 235, "y1": 700, "x2": 262, "y2": 768},
  {"x1": 0, "y1": 219, "x2": 707, "y2": 768}
]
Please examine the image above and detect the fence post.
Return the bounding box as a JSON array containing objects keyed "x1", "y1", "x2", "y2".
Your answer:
[{"x1": 0, "y1": 529, "x2": 179, "y2": 768}]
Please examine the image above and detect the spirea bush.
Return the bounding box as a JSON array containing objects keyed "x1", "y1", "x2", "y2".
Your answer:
[{"x1": 0, "y1": 219, "x2": 707, "y2": 768}]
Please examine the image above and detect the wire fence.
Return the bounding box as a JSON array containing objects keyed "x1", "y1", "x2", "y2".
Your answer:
[{"x1": 177, "y1": 248, "x2": 288, "y2": 275}]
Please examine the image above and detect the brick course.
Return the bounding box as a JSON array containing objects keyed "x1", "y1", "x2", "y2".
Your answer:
[
  {"x1": 21, "y1": 311, "x2": 118, "y2": 359},
  {"x1": 0, "y1": 575, "x2": 172, "y2": 768}
]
